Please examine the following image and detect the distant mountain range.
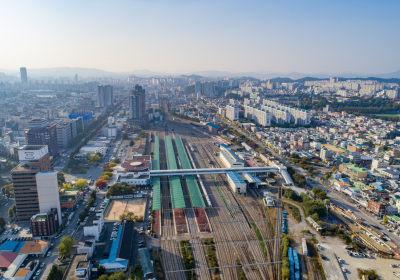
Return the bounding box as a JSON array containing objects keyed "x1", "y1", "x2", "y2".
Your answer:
[{"x1": 1, "y1": 67, "x2": 400, "y2": 79}]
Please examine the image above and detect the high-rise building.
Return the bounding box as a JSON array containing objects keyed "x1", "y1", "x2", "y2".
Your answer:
[
  {"x1": 129, "y1": 85, "x2": 146, "y2": 119},
  {"x1": 74, "y1": 74, "x2": 79, "y2": 84},
  {"x1": 56, "y1": 121, "x2": 72, "y2": 149},
  {"x1": 11, "y1": 145, "x2": 61, "y2": 224},
  {"x1": 20, "y1": 67, "x2": 28, "y2": 84},
  {"x1": 97, "y1": 85, "x2": 114, "y2": 108},
  {"x1": 25, "y1": 119, "x2": 59, "y2": 156},
  {"x1": 226, "y1": 104, "x2": 239, "y2": 121}
]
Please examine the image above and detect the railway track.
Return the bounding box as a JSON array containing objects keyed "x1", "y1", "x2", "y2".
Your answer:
[
  {"x1": 175, "y1": 124, "x2": 271, "y2": 280},
  {"x1": 159, "y1": 133, "x2": 187, "y2": 280}
]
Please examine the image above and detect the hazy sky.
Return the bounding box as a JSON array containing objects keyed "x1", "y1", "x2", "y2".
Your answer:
[{"x1": 1, "y1": 0, "x2": 400, "y2": 74}]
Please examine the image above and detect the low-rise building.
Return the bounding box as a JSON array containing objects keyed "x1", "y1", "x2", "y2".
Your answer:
[
  {"x1": 100, "y1": 220, "x2": 134, "y2": 272},
  {"x1": 368, "y1": 198, "x2": 388, "y2": 217},
  {"x1": 339, "y1": 163, "x2": 368, "y2": 180},
  {"x1": 59, "y1": 189, "x2": 81, "y2": 209},
  {"x1": 219, "y1": 146, "x2": 244, "y2": 168},
  {"x1": 226, "y1": 171, "x2": 246, "y2": 193},
  {"x1": 30, "y1": 209, "x2": 60, "y2": 238},
  {"x1": 115, "y1": 155, "x2": 151, "y2": 185},
  {"x1": 62, "y1": 253, "x2": 91, "y2": 280},
  {"x1": 83, "y1": 211, "x2": 104, "y2": 242}
]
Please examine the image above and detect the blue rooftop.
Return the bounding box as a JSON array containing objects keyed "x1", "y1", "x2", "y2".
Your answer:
[
  {"x1": 206, "y1": 123, "x2": 220, "y2": 129},
  {"x1": 227, "y1": 171, "x2": 245, "y2": 184},
  {"x1": 0, "y1": 241, "x2": 19, "y2": 252},
  {"x1": 13, "y1": 242, "x2": 26, "y2": 253},
  {"x1": 220, "y1": 144, "x2": 229, "y2": 148},
  {"x1": 109, "y1": 225, "x2": 122, "y2": 262}
]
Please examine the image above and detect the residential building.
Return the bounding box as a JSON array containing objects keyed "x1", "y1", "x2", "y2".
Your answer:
[
  {"x1": 368, "y1": 198, "x2": 388, "y2": 217},
  {"x1": 129, "y1": 85, "x2": 146, "y2": 120},
  {"x1": 11, "y1": 145, "x2": 61, "y2": 223},
  {"x1": 25, "y1": 119, "x2": 59, "y2": 156},
  {"x1": 372, "y1": 159, "x2": 389, "y2": 172},
  {"x1": 379, "y1": 169, "x2": 400, "y2": 180},
  {"x1": 320, "y1": 147, "x2": 333, "y2": 161},
  {"x1": 225, "y1": 104, "x2": 239, "y2": 121},
  {"x1": 97, "y1": 85, "x2": 114, "y2": 108}
]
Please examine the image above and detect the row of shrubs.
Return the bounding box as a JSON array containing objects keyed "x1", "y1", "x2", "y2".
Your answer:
[{"x1": 180, "y1": 240, "x2": 196, "y2": 280}]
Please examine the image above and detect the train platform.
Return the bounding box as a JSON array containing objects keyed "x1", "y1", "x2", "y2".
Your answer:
[
  {"x1": 174, "y1": 209, "x2": 189, "y2": 236},
  {"x1": 194, "y1": 208, "x2": 212, "y2": 233},
  {"x1": 153, "y1": 209, "x2": 161, "y2": 236}
]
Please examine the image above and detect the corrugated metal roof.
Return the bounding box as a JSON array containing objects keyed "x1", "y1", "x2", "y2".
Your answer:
[
  {"x1": 227, "y1": 171, "x2": 245, "y2": 184},
  {"x1": 152, "y1": 177, "x2": 161, "y2": 210},
  {"x1": 164, "y1": 135, "x2": 178, "y2": 170},
  {"x1": 152, "y1": 136, "x2": 160, "y2": 171},
  {"x1": 174, "y1": 135, "x2": 206, "y2": 208},
  {"x1": 151, "y1": 136, "x2": 161, "y2": 210},
  {"x1": 169, "y1": 176, "x2": 186, "y2": 209},
  {"x1": 139, "y1": 248, "x2": 154, "y2": 275}
]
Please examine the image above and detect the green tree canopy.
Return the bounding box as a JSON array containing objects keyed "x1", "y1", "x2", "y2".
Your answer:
[{"x1": 58, "y1": 236, "x2": 74, "y2": 258}]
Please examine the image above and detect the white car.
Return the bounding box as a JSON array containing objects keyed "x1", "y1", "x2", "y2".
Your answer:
[
  {"x1": 36, "y1": 269, "x2": 41, "y2": 276},
  {"x1": 341, "y1": 267, "x2": 347, "y2": 273},
  {"x1": 47, "y1": 251, "x2": 52, "y2": 257}
]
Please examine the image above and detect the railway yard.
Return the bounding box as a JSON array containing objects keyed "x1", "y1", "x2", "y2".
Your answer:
[{"x1": 149, "y1": 113, "x2": 284, "y2": 280}]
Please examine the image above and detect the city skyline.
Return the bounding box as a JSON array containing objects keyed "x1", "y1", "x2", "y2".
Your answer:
[{"x1": 1, "y1": 0, "x2": 400, "y2": 74}]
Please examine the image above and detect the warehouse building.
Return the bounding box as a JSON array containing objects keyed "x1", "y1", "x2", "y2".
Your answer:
[
  {"x1": 226, "y1": 171, "x2": 246, "y2": 193},
  {"x1": 219, "y1": 146, "x2": 244, "y2": 168},
  {"x1": 100, "y1": 220, "x2": 134, "y2": 272}
]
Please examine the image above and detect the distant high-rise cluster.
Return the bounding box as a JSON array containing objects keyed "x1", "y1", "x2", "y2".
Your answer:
[
  {"x1": 97, "y1": 85, "x2": 114, "y2": 108},
  {"x1": 129, "y1": 84, "x2": 146, "y2": 120},
  {"x1": 20, "y1": 67, "x2": 28, "y2": 84}
]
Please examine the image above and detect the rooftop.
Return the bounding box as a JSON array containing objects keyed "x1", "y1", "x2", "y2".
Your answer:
[
  {"x1": 62, "y1": 253, "x2": 88, "y2": 280},
  {"x1": 120, "y1": 155, "x2": 151, "y2": 171}
]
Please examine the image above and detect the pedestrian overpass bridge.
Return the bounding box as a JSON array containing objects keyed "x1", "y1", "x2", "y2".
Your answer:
[{"x1": 149, "y1": 166, "x2": 294, "y2": 185}]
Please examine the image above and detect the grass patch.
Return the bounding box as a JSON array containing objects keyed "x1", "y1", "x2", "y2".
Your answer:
[
  {"x1": 281, "y1": 234, "x2": 290, "y2": 280},
  {"x1": 180, "y1": 240, "x2": 196, "y2": 280},
  {"x1": 282, "y1": 202, "x2": 301, "y2": 223},
  {"x1": 252, "y1": 224, "x2": 267, "y2": 257},
  {"x1": 357, "y1": 269, "x2": 378, "y2": 280},
  {"x1": 235, "y1": 255, "x2": 247, "y2": 280},
  {"x1": 308, "y1": 238, "x2": 327, "y2": 280},
  {"x1": 203, "y1": 239, "x2": 220, "y2": 276}
]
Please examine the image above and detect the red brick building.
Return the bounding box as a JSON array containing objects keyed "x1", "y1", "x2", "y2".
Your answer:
[{"x1": 368, "y1": 198, "x2": 387, "y2": 217}]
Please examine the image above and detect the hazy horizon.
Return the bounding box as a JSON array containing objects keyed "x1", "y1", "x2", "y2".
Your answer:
[{"x1": 1, "y1": 0, "x2": 400, "y2": 74}]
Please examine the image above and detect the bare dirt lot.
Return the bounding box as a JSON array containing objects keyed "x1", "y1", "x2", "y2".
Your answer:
[{"x1": 104, "y1": 198, "x2": 146, "y2": 221}]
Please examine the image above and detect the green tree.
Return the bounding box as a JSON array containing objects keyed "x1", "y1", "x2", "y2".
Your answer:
[
  {"x1": 8, "y1": 208, "x2": 14, "y2": 218},
  {"x1": 331, "y1": 166, "x2": 337, "y2": 173},
  {"x1": 129, "y1": 140, "x2": 134, "y2": 146},
  {"x1": 109, "y1": 271, "x2": 128, "y2": 280},
  {"x1": 98, "y1": 275, "x2": 109, "y2": 280},
  {"x1": 57, "y1": 173, "x2": 66, "y2": 186},
  {"x1": 12, "y1": 204, "x2": 16, "y2": 213},
  {"x1": 109, "y1": 162, "x2": 117, "y2": 167},
  {"x1": 2, "y1": 184, "x2": 13, "y2": 198},
  {"x1": 79, "y1": 212, "x2": 87, "y2": 222},
  {"x1": 76, "y1": 179, "x2": 87, "y2": 191},
  {"x1": 0, "y1": 217, "x2": 6, "y2": 228},
  {"x1": 58, "y1": 236, "x2": 74, "y2": 258},
  {"x1": 383, "y1": 216, "x2": 389, "y2": 224},
  {"x1": 98, "y1": 265, "x2": 106, "y2": 276},
  {"x1": 90, "y1": 190, "x2": 97, "y2": 200}
]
